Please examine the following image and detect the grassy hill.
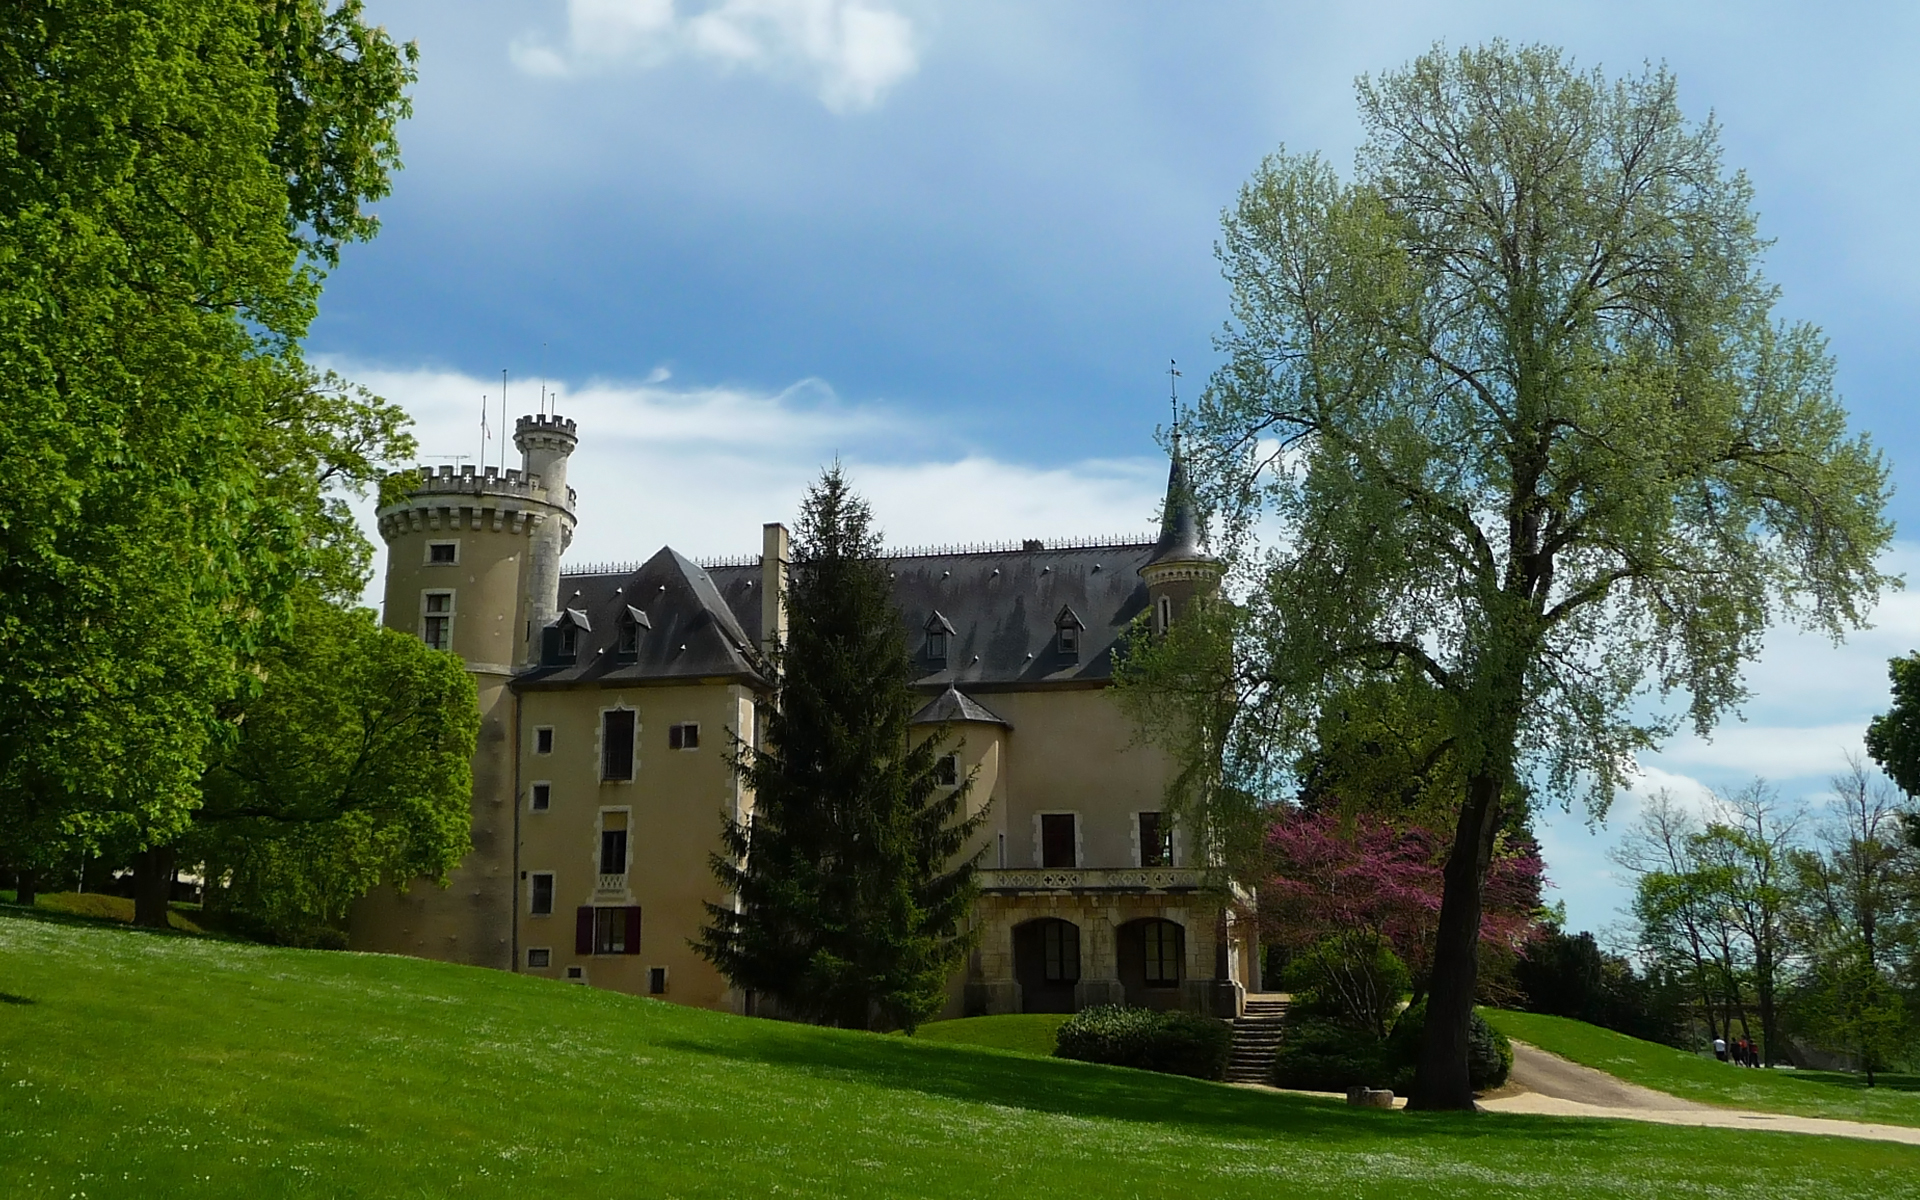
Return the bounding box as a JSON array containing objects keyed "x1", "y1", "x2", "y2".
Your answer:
[
  {"x1": 1484, "y1": 1009, "x2": 1920, "y2": 1127},
  {"x1": 4, "y1": 913, "x2": 1919, "y2": 1199}
]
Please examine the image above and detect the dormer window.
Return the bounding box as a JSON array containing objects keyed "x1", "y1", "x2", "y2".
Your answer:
[
  {"x1": 616, "y1": 605, "x2": 650, "y2": 659},
  {"x1": 1055, "y1": 606, "x2": 1086, "y2": 659},
  {"x1": 924, "y1": 611, "x2": 957, "y2": 665},
  {"x1": 546, "y1": 608, "x2": 591, "y2": 666}
]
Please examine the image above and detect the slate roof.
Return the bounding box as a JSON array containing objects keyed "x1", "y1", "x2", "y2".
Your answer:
[
  {"x1": 515, "y1": 547, "x2": 762, "y2": 689},
  {"x1": 526, "y1": 538, "x2": 1157, "y2": 693},
  {"x1": 1144, "y1": 434, "x2": 1218, "y2": 569},
  {"x1": 909, "y1": 684, "x2": 1012, "y2": 727}
]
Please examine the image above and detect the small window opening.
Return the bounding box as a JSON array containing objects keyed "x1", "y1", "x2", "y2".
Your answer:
[
  {"x1": 566, "y1": 965, "x2": 585, "y2": 980},
  {"x1": 529, "y1": 872, "x2": 554, "y2": 916},
  {"x1": 648, "y1": 967, "x2": 668, "y2": 995},
  {"x1": 1041, "y1": 813, "x2": 1076, "y2": 869},
  {"x1": 422, "y1": 591, "x2": 453, "y2": 651},
  {"x1": 669, "y1": 723, "x2": 700, "y2": 751},
  {"x1": 616, "y1": 606, "x2": 649, "y2": 658},
  {"x1": 1139, "y1": 812, "x2": 1172, "y2": 867},
  {"x1": 527, "y1": 947, "x2": 551, "y2": 969},
  {"x1": 535, "y1": 727, "x2": 554, "y2": 755},
  {"x1": 530, "y1": 783, "x2": 551, "y2": 812},
  {"x1": 933, "y1": 754, "x2": 959, "y2": 788},
  {"x1": 427, "y1": 542, "x2": 457, "y2": 565},
  {"x1": 600, "y1": 814, "x2": 629, "y2": 875},
  {"x1": 1156, "y1": 594, "x2": 1173, "y2": 635}
]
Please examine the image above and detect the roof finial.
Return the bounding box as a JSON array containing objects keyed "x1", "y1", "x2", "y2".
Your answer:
[{"x1": 1168, "y1": 358, "x2": 1182, "y2": 440}]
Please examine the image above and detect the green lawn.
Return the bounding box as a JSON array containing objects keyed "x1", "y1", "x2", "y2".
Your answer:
[
  {"x1": 3, "y1": 914, "x2": 1919, "y2": 1200},
  {"x1": 1484, "y1": 1009, "x2": 1920, "y2": 1127},
  {"x1": 913, "y1": 1012, "x2": 1068, "y2": 1056}
]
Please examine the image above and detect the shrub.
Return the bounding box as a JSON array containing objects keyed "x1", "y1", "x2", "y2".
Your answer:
[
  {"x1": 1279, "y1": 936, "x2": 1410, "y2": 1039},
  {"x1": 1385, "y1": 1001, "x2": 1512, "y2": 1092},
  {"x1": 1271, "y1": 1017, "x2": 1391, "y2": 1091},
  {"x1": 1054, "y1": 1005, "x2": 1231, "y2": 1080}
]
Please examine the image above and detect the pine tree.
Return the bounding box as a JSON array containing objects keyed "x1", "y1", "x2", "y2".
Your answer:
[{"x1": 696, "y1": 466, "x2": 985, "y2": 1032}]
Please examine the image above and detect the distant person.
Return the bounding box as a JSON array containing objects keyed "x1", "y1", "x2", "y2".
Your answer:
[{"x1": 1714, "y1": 1036, "x2": 1728, "y2": 1062}]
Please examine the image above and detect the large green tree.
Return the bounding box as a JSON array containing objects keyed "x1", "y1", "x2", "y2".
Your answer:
[
  {"x1": 0, "y1": 0, "x2": 416, "y2": 908},
  {"x1": 1185, "y1": 42, "x2": 1890, "y2": 1108},
  {"x1": 188, "y1": 587, "x2": 476, "y2": 943},
  {"x1": 696, "y1": 467, "x2": 986, "y2": 1032}
]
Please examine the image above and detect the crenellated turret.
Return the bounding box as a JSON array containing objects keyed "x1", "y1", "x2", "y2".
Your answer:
[{"x1": 515, "y1": 414, "x2": 579, "y2": 665}]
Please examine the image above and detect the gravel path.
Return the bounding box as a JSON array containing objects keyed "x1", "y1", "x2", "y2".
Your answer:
[{"x1": 1477, "y1": 1040, "x2": 1920, "y2": 1145}]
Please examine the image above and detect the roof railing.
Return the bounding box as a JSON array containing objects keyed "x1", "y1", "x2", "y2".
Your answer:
[{"x1": 560, "y1": 535, "x2": 1156, "y2": 579}]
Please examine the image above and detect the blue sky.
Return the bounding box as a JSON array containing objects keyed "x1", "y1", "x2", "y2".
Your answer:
[{"x1": 328, "y1": 1, "x2": 1920, "y2": 939}]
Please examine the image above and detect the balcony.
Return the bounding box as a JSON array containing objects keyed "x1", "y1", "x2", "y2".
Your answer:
[
  {"x1": 975, "y1": 867, "x2": 1209, "y2": 893},
  {"x1": 596, "y1": 872, "x2": 628, "y2": 895}
]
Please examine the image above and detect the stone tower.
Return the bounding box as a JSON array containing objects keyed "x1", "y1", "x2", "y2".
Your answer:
[
  {"x1": 1140, "y1": 432, "x2": 1222, "y2": 631},
  {"x1": 347, "y1": 417, "x2": 577, "y2": 968}
]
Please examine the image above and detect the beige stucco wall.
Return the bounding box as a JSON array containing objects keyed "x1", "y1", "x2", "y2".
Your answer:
[{"x1": 515, "y1": 680, "x2": 755, "y2": 1009}]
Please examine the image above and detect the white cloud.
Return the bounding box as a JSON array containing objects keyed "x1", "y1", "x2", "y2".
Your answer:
[
  {"x1": 513, "y1": 0, "x2": 921, "y2": 112},
  {"x1": 328, "y1": 361, "x2": 1166, "y2": 607}
]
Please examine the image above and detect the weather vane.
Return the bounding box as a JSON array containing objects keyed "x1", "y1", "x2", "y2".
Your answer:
[{"x1": 1168, "y1": 359, "x2": 1182, "y2": 434}]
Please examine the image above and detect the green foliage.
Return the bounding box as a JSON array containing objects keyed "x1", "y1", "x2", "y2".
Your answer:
[
  {"x1": 191, "y1": 589, "x2": 477, "y2": 943},
  {"x1": 0, "y1": 0, "x2": 416, "y2": 889},
  {"x1": 1179, "y1": 40, "x2": 1890, "y2": 1106},
  {"x1": 1281, "y1": 937, "x2": 1410, "y2": 1040},
  {"x1": 1515, "y1": 926, "x2": 1688, "y2": 1046},
  {"x1": 10, "y1": 916, "x2": 1920, "y2": 1199},
  {"x1": 1053, "y1": 1004, "x2": 1232, "y2": 1080},
  {"x1": 698, "y1": 466, "x2": 987, "y2": 1032},
  {"x1": 1387, "y1": 1002, "x2": 1512, "y2": 1092},
  {"x1": 1272, "y1": 1017, "x2": 1392, "y2": 1091},
  {"x1": 1867, "y1": 653, "x2": 1920, "y2": 804}
]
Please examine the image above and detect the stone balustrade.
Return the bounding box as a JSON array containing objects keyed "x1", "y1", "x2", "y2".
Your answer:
[{"x1": 975, "y1": 866, "x2": 1210, "y2": 893}]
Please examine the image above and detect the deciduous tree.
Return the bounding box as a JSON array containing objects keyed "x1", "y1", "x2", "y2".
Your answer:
[{"x1": 1186, "y1": 42, "x2": 1891, "y2": 1108}]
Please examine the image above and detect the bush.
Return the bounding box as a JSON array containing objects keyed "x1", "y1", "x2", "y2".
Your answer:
[
  {"x1": 1054, "y1": 1005, "x2": 1231, "y2": 1080},
  {"x1": 1271, "y1": 1017, "x2": 1390, "y2": 1091},
  {"x1": 1385, "y1": 1001, "x2": 1512, "y2": 1092},
  {"x1": 1278, "y1": 936, "x2": 1409, "y2": 1039}
]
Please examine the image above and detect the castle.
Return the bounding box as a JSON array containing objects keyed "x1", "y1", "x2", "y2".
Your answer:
[{"x1": 349, "y1": 412, "x2": 1258, "y2": 1019}]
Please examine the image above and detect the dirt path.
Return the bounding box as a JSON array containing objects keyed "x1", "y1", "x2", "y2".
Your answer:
[{"x1": 1476, "y1": 1040, "x2": 1920, "y2": 1146}]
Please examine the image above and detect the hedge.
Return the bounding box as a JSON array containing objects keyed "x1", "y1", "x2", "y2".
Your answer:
[{"x1": 1054, "y1": 1005, "x2": 1231, "y2": 1080}]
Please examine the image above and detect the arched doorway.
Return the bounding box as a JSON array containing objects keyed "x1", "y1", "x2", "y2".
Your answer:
[
  {"x1": 1012, "y1": 918, "x2": 1080, "y2": 1012},
  {"x1": 1117, "y1": 918, "x2": 1185, "y2": 1009}
]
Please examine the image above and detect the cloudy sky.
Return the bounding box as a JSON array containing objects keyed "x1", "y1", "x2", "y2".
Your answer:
[{"x1": 327, "y1": 1, "x2": 1920, "y2": 936}]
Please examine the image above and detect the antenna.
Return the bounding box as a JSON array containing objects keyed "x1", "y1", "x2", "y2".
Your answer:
[
  {"x1": 540, "y1": 342, "x2": 549, "y2": 417},
  {"x1": 479, "y1": 393, "x2": 490, "y2": 466}
]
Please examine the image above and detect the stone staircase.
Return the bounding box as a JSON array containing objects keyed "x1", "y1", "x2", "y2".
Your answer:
[{"x1": 1226, "y1": 994, "x2": 1289, "y2": 1085}]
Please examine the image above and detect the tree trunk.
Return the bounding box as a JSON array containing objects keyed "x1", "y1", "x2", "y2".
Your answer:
[
  {"x1": 1755, "y1": 946, "x2": 1778, "y2": 1067},
  {"x1": 13, "y1": 867, "x2": 36, "y2": 908},
  {"x1": 1407, "y1": 770, "x2": 1503, "y2": 1111},
  {"x1": 132, "y1": 845, "x2": 175, "y2": 929}
]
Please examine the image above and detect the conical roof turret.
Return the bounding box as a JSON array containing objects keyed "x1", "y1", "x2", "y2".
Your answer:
[{"x1": 1144, "y1": 432, "x2": 1217, "y2": 569}]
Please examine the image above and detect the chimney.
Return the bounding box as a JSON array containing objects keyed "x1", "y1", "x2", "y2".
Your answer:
[{"x1": 760, "y1": 522, "x2": 789, "y2": 660}]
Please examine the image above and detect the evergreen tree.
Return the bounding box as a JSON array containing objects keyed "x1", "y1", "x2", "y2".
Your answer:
[{"x1": 696, "y1": 467, "x2": 986, "y2": 1032}]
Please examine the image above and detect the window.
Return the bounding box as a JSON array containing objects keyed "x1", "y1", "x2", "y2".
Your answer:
[
  {"x1": 1055, "y1": 606, "x2": 1085, "y2": 659},
  {"x1": 529, "y1": 872, "x2": 554, "y2": 916},
  {"x1": 530, "y1": 783, "x2": 551, "y2": 812},
  {"x1": 422, "y1": 591, "x2": 454, "y2": 650},
  {"x1": 577, "y1": 905, "x2": 641, "y2": 956},
  {"x1": 600, "y1": 825, "x2": 628, "y2": 875},
  {"x1": 1040, "y1": 813, "x2": 1076, "y2": 869},
  {"x1": 648, "y1": 966, "x2": 668, "y2": 995},
  {"x1": 1042, "y1": 921, "x2": 1080, "y2": 984},
  {"x1": 526, "y1": 947, "x2": 551, "y2": 969},
  {"x1": 924, "y1": 611, "x2": 955, "y2": 664},
  {"x1": 427, "y1": 541, "x2": 458, "y2": 565},
  {"x1": 669, "y1": 723, "x2": 700, "y2": 750},
  {"x1": 1139, "y1": 812, "x2": 1172, "y2": 867},
  {"x1": 559, "y1": 623, "x2": 580, "y2": 658},
  {"x1": 1142, "y1": 920, "x2": 1182, "y2": 986},
  {"x1": 566, "y1": 965, "x2": 584, "y2": 980},
  {"x1": 535, "y1": 727, "x2": 554, "y2": 755},
  {"x1": 933, "y1": 754, "x2": 958, "y2": 788},
  {"x1": 602, "y1": 710, "x2": 636, "y2": 781},
  {"x1": 1156, "y1": 594, "x2": 1173, "y2": 635}
]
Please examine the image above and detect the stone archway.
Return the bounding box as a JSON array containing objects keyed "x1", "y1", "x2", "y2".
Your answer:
[
  {"x1": 1116, "y1": 917, "x2": 1185, "y2": 1009},
  {"x1": 1012, "y1": 917, "x2": 1081, "y2": 1013}
]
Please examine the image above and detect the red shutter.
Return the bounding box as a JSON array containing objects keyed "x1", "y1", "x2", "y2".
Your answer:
[
  {"x1": 624, "y1": 906, "x2": 643, "y2": 955},
  {"x1": 575, "y1": 906, "x2": 594, "y2": 955}
]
